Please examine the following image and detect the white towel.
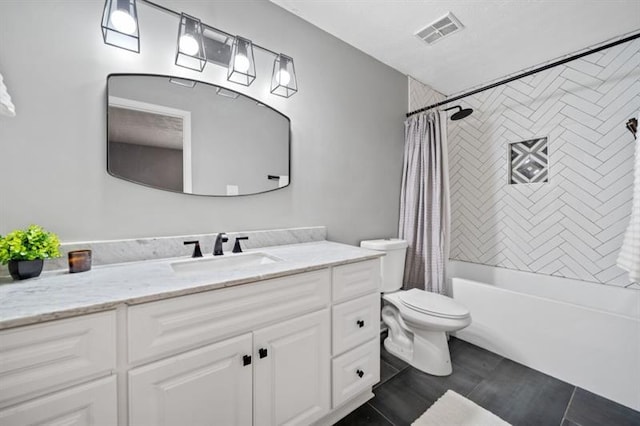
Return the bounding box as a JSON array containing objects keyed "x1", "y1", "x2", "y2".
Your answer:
[
  {"x1": 0, "y1": 73, "x2": 16, "y2": 117},
  {"x1": 617, "y1": 112, "x2": 640, "y2": 283}
]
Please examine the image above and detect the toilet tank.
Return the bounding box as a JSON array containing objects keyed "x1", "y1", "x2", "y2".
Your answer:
[{"x1": 360, "y1": 239, "x2": 408, "y2": 292}]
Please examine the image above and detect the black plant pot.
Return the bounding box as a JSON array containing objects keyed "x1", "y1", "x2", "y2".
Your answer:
[{"x1": 8, "y1": 259, "x2": 44, "y2": 280}]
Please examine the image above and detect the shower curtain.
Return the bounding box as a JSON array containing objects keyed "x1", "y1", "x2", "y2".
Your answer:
[
  {"x1": 399, "y1": 111, "x2": 450, "y2": 294},
  {"x1": 617, "y1": 112, "x2": 640, "y2": 283}
]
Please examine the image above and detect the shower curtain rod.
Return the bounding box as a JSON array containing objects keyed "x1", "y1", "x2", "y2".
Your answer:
[{"x1": 406, "y1": 31, "x2": 640, "y2": 118}]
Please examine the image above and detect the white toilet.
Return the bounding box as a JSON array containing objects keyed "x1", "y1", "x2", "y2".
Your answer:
[{"x1": 360, "y1": 239, "x2": 471, "y2": 376}]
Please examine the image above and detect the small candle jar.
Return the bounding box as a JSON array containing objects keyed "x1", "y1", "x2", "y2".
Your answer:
[{"x1": 68, "y1": 250, "x2": 92, "y2": 273}]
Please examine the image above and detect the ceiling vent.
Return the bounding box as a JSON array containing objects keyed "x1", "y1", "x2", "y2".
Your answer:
[{"x1": 416, "y1": 12, "x2": 464, "y2": 45}]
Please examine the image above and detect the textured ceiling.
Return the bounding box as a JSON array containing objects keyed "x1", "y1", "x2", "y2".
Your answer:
[{"x1": 269, "y1": 0, "x2": 640, "y2": 95}]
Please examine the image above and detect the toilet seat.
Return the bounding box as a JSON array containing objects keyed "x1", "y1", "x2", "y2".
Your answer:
[{"x1": 399, "y1": 289, "x2": 470, "y2": 320}]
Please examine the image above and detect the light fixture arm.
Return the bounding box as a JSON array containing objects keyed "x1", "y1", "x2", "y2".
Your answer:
[{"x1": 138, "y1": 0, "x2": 281, "y2": 59}]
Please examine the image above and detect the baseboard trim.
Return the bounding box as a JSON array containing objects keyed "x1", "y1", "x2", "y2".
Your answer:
[{"x1": 312, "y1": 389, "x2": 374, "y2": 426}]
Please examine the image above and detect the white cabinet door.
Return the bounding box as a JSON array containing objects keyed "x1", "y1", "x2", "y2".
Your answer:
[
  {"x1": 0, "y1": 376, "x2": 117, "y2": 426},
  {"x1": 129, "y1": 333, "x2": 253, "y2": 426},
  {"x1": 254, "y1": 309, "x2": 330, "y2": 426}
]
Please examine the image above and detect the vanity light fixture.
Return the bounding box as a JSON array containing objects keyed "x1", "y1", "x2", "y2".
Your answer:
[
  {"x1": 175, "y1": 13, "x2": 206, "y2": 72},
  {"x1": 101, "y1": 0, "x2": 298, "y2": 97},
  {"x1": 101, "y1": 0, "x2": 139, "y2": 52},
  {"x1": 227, "y1": 36, "x2": 256, "y2": 86},
  {"x1": 270, "y1": 54, "x2": 297, "y2": 98}
]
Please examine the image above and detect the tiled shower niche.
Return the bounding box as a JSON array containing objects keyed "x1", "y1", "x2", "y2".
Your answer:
[{"x1": 509, "y1": 137, "x2": 549, "y2": 184}]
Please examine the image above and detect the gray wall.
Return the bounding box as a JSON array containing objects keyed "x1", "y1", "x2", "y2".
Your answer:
[{"x1": 0, "y1": 0, "x2": 406, "y2": 246}]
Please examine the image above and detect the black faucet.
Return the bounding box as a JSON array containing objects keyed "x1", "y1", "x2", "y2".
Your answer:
[
  {"x1": 232, "y1": 236, "x2": 249, "y2": 253},
  {"x1": 213, "y1": 233, "x2": 228, "y2": 256},
  {"x1": 184, "y1": 240, "x2": 203, "y2": 258}
]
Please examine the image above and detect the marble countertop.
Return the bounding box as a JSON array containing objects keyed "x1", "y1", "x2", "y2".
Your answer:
[{"x1": 0, "y1": 241, "x2": 383, "y2": 330}]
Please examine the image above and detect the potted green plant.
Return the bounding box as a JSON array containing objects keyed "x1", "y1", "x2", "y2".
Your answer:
[{"x1": 0, "y1": 225, "x2": 61, "y2": 280}]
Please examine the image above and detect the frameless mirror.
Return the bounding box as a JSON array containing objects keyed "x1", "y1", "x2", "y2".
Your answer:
[{"x1": 107, "y1": 74, "x2": 290, "y2": 196}]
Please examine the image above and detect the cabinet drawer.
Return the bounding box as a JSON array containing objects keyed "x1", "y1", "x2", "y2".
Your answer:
[
  {"x1": 0, "y1": 376, "x2": 117, "y2": 426},
  {"x1": 332, "y1": 260, "x2": 380, "y2": 303},
  {"x1": 332, "y1": 293, "x2": 380, "y2": 355},
  {"x1": 128, "y1": 269, "x2": 330, "y2": 364},
  {"x1": 331, "y1": 338, "x2": 380, "y2": 408},
  {"x1": 0, "y1": 311, "x2": 116, "y2": 408}
]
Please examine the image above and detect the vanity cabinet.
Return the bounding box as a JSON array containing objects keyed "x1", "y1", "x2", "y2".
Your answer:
[
  {"x1": 128, "y1": 269, "x2": 332, "y2": 426},
  {"x1": 0, "y1": 257, "x2": 381, "y2": 426},
  {"x1": 0, "y1": 311, "x2": 118, "y2": 425},
  {"x1": 129, "y1": 309, "x2": 330, "y2": 426},
  {"x1": 330, "y1": 260, "x2": 381, "y2": 409}
]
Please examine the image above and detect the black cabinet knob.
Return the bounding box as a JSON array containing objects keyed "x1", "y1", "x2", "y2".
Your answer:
[
  {"x1": 259, "y1": 348, "x2": 268, "y2": 358},
  {"x1": 356, "y1": 369, "x2": 364, "y2": 378},
  {"x1": 357, "y1": 320, "x2": 365, "y2": 328},
  {"x1": 243, "y1": 355, "x2": 252, "y2": 366}
]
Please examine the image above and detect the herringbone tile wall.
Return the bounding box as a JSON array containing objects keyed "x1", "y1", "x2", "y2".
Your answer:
[
  {"x1": 409, "y1": 76, "x2": 445, "y2": 110},
  {"x1": 410, "y1": 39, "x2": 640, "y2": 288}
]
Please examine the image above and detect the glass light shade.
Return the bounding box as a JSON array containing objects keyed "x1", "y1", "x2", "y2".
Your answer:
[
  {"x1": 101, "y1": 0, "x2": 139, "y2": 52},
  {"x1": 271, "y1": 54, "x2": 297, "y2": 98},
  {"x1": 111, "y1": 10, "x2": 136, "y2": 34},
  {"x1": 175, "y1": 13, "x2": 206, "y2": 72},
  {"x1": 227, "y1": 36, "x2": 256, "y2": 86},
  {"x1": 179, "y1": 34, "x2": 199, "y2": 56},
  {"x1": 234, "y1": 54, "x2": 250, "y2": 73}
]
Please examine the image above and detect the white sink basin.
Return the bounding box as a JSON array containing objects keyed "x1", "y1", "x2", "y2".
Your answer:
[{"x1": 171, "y1": 252, "x2": 282, "y2": 275}]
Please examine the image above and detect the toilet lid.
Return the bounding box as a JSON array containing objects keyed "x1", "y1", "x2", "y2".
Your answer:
[{"x1": 399, "y1": 289, "x2": 470, "y2": 319}]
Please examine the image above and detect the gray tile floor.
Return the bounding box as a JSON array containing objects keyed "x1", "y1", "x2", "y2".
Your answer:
[{"x1": 335, "y1": 336, "x2": 640, "y2": 426}]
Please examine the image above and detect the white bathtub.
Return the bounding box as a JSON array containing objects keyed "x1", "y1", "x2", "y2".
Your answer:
[{"x1": 449, "y1": 260, "x2": 640, "y2": 411}]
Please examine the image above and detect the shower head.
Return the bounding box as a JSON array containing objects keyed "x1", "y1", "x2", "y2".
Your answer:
[{"x1": 444, "y1": 105, "x2": 473, "y2": 120}]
